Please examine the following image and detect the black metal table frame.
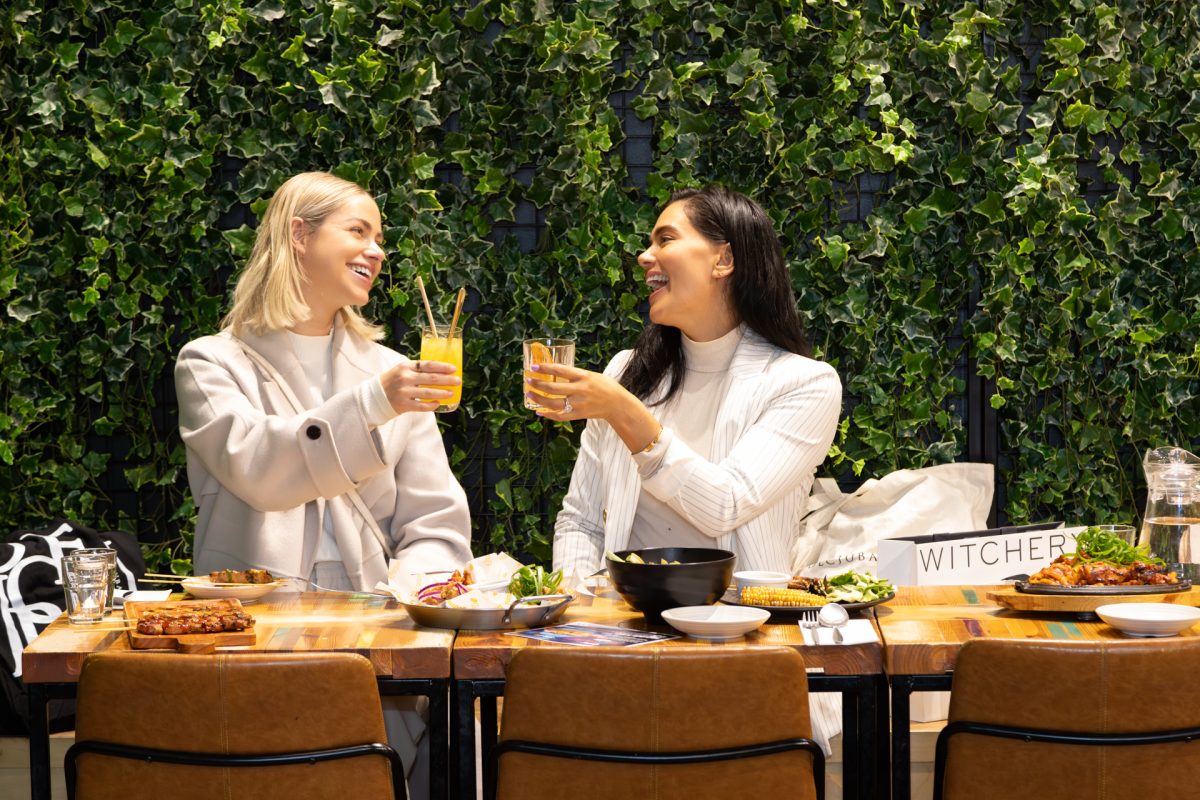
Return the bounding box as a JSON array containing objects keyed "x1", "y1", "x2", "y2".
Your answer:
[
  {"x1": 28, "y1": 677, "x2": 451, "y2": 800},
  {"x1": 889, "y1": 673, "x2": 953, "y2": 800},
  {"x1": 452, "y1": 673, "x2": 889, "y2": 800}
]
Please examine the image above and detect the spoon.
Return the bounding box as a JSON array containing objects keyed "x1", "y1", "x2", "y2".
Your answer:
[{"x1": 818, "y1": 602, "x2": 849, "y2": 643}]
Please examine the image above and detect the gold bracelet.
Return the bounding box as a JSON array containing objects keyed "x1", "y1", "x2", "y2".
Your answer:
[{"x1": 640, "y1": 426, "x2": 664, "y2": 454}]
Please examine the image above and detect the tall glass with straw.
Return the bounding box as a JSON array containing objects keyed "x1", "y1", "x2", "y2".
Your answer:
[{"x1": 416, "y1": 277, "x2": 465, "y2": 412}]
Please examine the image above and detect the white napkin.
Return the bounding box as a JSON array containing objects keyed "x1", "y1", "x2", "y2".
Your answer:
[
  {"x1": 114, "y1": 590, "x2": 171, "y2": 605},
  {"x1": 376, "y1": 562, "x2": 425, "y2": 600},
  {"x1": 466, "y1": 552, "x2": 524, "y2": 585},
  {"x1": 799, "y1": 618, "x2": 878, "y2": 645}
]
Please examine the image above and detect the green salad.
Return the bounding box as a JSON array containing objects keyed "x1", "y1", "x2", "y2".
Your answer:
[
  {"x1": 823, "y1": 570, "x2": 894, "y2": 603},
  {"x1": 508, "y1": 564, "x2": 564, "y2": 600}
]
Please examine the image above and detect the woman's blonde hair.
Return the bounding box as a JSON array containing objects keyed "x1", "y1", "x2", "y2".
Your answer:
[{"x1": 222, "y1": 171, "x2": 384, "y2": 340}]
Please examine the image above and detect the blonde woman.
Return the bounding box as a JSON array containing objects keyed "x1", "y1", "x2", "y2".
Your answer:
[
  {"x1": 176, "y1": 172, "x2": 469, "y2": 799},
  {"x1": 176, "y1": 171, "x2": 472, "y2": 593}
]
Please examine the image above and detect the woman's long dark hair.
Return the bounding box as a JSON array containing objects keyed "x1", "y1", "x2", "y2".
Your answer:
[{"x1": 620, "y1": 185, "x2": 810, "y2": 405}]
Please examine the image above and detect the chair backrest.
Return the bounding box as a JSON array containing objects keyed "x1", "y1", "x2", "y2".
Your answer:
[
  {"x1": 938, "y1": 638, "x2": 1200, "y2": 800},
  {"x1": 70, "y1": 651, "x2": 399, "y2": 800},
  {"x1": 495, "y1": 645, "x2": 821, "y2": 800}
]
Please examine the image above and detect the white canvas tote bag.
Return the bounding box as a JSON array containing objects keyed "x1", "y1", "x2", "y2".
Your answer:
[{"x1": 792, "y1": 462, "x2": 994, "y2": 577}]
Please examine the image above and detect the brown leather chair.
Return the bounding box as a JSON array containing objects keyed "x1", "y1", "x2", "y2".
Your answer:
[
  {"x1": 66, "y1": 651, "x2": 404, "y2": 800},
  {"x1": 492, "y1": 646, "x2": 823, "y2": 800},
  {"x1": 935, "y1": 638, "x2": 1200, "y2": 800}
]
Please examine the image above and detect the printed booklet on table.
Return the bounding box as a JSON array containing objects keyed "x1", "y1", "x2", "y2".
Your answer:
[{"x1": 506, "y1": 621, "x2": 679, "y2": 647}]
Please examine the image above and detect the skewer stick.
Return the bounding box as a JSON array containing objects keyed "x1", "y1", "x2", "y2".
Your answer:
[
  {"x1": 415, "y1": 275, "x2": 439, "y2": 338},
  {"x1": 140, "y1": 578, "x2": 284, "y2": 587},
  {"x1": 142, "y1": 574, "x2": 185, "y2": 582},
  {"x1": 447, "y1": 287, "x2": 466, "y2": 342}
]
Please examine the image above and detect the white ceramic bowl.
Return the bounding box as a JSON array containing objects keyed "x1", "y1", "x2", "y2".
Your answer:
[
  {"x1": 733, "y1": 570, "x2": 792, "y2": 595},
  {"x1": 661, "y1": 605, "x2": 770, "y2": 640},
  {"x1": 181, "y1": 577, "x2": 286, "y2": 604},
  {"x1": 1095, "y1": 602, "x2": 1200, "y2": 638}
]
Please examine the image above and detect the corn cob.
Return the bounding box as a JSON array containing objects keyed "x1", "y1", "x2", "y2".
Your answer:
[{"x1": 740, "y1": 586, "x2": 825, "y2": 606}]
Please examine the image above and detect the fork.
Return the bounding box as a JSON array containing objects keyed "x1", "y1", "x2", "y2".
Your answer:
[{"x1": 798, "y1": 608, "x2": 820, "y2": 643}]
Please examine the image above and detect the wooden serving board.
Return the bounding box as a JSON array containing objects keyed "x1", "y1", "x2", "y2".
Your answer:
[
  {"x1": 988, "y1": 586, "x2": 1200, "y2": 614},
  {"x1": 124, "y1": 599, "x2": 255, "y2": 654}
]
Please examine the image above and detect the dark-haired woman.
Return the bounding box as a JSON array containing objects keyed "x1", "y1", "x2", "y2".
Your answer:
[{"x1": 534, "y1": 186, "x2": 842, "y2": 576}]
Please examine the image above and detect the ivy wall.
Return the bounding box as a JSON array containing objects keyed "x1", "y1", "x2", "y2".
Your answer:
[{"x1": 2, "y1": 1, "x2": 1198, "y2": 568}]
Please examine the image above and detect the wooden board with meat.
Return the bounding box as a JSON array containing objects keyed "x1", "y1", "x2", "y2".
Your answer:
[{"x1": 124, "y1": 599, "x2": 256, "y2": 654}]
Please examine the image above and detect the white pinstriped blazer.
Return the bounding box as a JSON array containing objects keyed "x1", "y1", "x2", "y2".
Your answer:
[{"x1": 553, "y1": 328, "x2": 843, "y2": 575}]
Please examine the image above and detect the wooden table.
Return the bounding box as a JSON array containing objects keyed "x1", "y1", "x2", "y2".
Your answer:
[
  {"x1": 877, "y1": 585, "x2": 1200, "y2": 800},
  {"x1": 451, "y1": 587, "x2": 887, "y2": 800},
  {"x1": 23, "y1": 591, "x2": 455, "y2": 800}
]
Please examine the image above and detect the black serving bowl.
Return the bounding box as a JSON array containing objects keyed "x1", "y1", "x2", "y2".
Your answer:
[{"x1": 606, "y1": 547, "x2": 736, "y2": 621}]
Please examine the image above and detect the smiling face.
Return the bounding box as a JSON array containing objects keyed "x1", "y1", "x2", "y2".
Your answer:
[
  {"x1": 291, "y1": 193, "x2": 385, "y2": 334},
  {"x1": 637, "y1": 200, "x2": 738, "y2": 342}
]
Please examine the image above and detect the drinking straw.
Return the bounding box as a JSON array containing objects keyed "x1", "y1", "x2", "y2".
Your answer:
[
  {"x1": 447, "y1": 287, "x2": 466, "y2": 341},
  {"x1": 415, "y1": 275, "x2": 439, "y2": 338}
]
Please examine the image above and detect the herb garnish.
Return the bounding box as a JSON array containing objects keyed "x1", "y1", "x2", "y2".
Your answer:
[{"x1": 1068, "y1": 526, "x2": 1160, "y2": 566}]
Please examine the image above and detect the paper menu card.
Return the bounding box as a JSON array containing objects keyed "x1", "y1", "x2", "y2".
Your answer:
[{"x1": 507, "y1": 622, "x2": 679, "y2": 647}]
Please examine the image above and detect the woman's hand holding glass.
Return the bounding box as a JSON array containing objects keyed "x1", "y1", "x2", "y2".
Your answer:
[
  {"x1": 526, "y1": 364, "x2": 662, "y2": 453},
  {"x1": 526, "y1": 363, "x2": 619, "y2": 420},
  {"x1": 381, "y1": 358, "x2": 460, "y2": 414}
]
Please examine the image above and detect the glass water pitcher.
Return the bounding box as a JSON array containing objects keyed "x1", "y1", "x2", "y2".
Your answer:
[{"x1": 1140, "y1": 447, "x2": 1200, "y2": 581}]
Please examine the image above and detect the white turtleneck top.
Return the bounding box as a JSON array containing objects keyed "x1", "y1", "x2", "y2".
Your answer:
[
  {"x1": 627, "y1": 324, "x2": 744, "y2": 551},
  {"x1": 286, "y1": 330, "x2": 396, "y2": 564}
]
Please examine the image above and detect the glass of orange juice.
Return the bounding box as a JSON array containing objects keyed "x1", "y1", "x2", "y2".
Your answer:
[
  {"x1": 523, "y1": 337, "x2": 575, "y2": 410},
  {"x1": 420, "y1": 321, "x2": 463, "y2": 412}
]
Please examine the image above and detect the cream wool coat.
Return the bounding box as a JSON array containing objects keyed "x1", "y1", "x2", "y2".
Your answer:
[
  {"x1": 553, "y1": 329, "x2": 842, "y2": 575},
  {"x1": 175, "y1": 318, "x2": 472, "y2": 590}
]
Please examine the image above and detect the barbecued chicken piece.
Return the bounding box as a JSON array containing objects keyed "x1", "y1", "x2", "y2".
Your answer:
[
  {"x1": 137, "y1": 619, "x2": 164, "y2": 636},
  {"x1": 1029, "y1": 556, "x2": 1081, "y2": 585},
  {"x1": 1128, "y1": 561, "x2": 1179, "y2": 585},
  {"x1": 787, "y1": 576, "x2": 827, "y2": 595},
  {"x1": 208, "y1": 568, "x2": 276, "y2": 584},
  {"x1": 1078, "y1": 562, "x2": 1130, "y2": 585}
]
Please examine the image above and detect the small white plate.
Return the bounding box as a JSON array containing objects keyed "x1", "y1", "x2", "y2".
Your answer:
[
  {"x1": 661, "y1": 605, "x2": 770, "y2": 640},
  {"x1": 733, "y1": 570, "x2": 792, "y2": 594},
  {"x1": 181, "y1": 577, "x2": 286, "y2": 604},
  {"x1": 1095, "y1": 603, "x2": 1200, "y2": 637}
]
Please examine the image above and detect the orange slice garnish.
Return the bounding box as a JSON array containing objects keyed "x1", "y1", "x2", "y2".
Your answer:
[{"x1": 530, "y1": 342, "x2": 551, "y2": 365}]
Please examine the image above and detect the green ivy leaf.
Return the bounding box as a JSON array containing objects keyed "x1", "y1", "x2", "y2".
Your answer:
[
  {"x1": 1063, "y1": 100, "x2": 1108, "y2": 134},
  {"x1": 973, "y1": 192, "x2": 1005, "y2": 224}
]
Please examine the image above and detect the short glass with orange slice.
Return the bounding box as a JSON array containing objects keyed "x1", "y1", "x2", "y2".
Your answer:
[{"x1": 523, "y1": 337, "x2": 575, "y2": 410}]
